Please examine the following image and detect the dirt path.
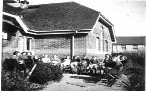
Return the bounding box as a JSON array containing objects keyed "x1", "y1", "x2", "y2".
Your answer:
[{"x1": 41, "y1": 73, "x2": 123, "y2": 91}]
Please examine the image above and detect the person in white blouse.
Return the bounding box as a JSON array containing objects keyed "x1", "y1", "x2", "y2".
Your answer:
[
  {"x1": 42, "y1": 55, "x2": 51, "y2": 63},
  {"x1": 61, "y1": 56, "x2": 71, "y2": 69}
]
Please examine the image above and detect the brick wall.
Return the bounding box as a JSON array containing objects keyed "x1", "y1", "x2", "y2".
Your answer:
[
  {"x1": 74, "y1": 34, "x2": 87, "y2": 57},
  {"x1": 33, "y1": 35, "x2": 71, "y2": 58},
  {"x1": 33, "y1": 34, "x2": 87, "y2": 59},
  {"x1": 2, "y1": 31, "x2": 22, "y2": 61},
  {"x1": 86, "y1": 21, "x2": 112, "y2": 59},
  {"x1": 2, "y1": 22, "x2": 113, "y2": 61}
]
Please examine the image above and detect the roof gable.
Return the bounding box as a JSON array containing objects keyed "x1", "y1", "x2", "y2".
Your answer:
[
  {"x1": 22, "y1": 2, "x2": 100, "y2": 31},
  {"x1": 4, "y1": 2, "x2": 100, "y2": 31},
  {"x1": 3, "y1": 1, "x2": 116, "y2": 42},
  {"x1": 114, "y1": 36, "x2": 146, "y2": 45}
]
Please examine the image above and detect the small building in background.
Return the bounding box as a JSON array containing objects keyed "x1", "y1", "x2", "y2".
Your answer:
[{"x1": 113, "y1": 36, "x2": 146, "y2": 53}]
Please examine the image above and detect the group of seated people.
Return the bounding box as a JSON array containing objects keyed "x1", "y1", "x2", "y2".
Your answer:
[
  {"x1": 103, "y1": 54, "x2": 128, "y2": 71},
  {"x1": 8, "y1": 51, "x2": 38, "y2": 74},
  {"x1": 3, "y1": 51, "x2": 63, "y2": 75},
  {"x1": 41, "y1": 55, "x2": 61, "y2": 66},
  {"x1": 61, "y1": 54, "x2": 128, "y2": 75},
  {"x1": 3, "y1": 50, "x2": 128, "y2": 76}
]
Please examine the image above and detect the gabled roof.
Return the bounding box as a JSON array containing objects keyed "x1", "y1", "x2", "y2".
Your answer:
[
  {"x1": 3, "y1": 1, "x2": 116, "y2": 42},
  {"x1": 3, "y1": 2, "x2": 100, "y2": 31},
  {"x1": 114, "y1": 36, "x2": 146, "y2": 45}
]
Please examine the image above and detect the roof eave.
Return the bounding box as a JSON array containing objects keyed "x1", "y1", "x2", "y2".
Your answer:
[
  {"x1": 98, "y1": 14, "x2": 116, "y2": 42},
  {"x1": 3, "y1": 12, "x2": 91, "y2": 35},
  {"x1": 28, "y1": 29, "x2": 91, "y2": 35}
]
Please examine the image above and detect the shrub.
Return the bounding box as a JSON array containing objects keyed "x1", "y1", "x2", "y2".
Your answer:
[
  {"x1": 1, "y1": 70, "x2": 31, "y2": 91},
  {"x1": 29, "y1": 62, "x2": 63, "y2": 84},
  {"x1": 122, "y1": 51, "x2": 145, "y2": 68},
  {"x1": 117, "y1": 51, "x2": 145, "y2": 91},
  {"x1": 122, "y1": 66, "x2": 145, "y2": 91}
]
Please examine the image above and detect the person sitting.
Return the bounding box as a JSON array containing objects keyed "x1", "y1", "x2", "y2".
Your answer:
[
  {"x1": 62, "y1": 56, "x2": 71, "y2": 66},
  {"x1": 42, "y1": 55, "x2": 51, "y2": 63},
  {"x1": 24, "y1": 52, "x2": 34, "y2": 70},
  {"x1": 19, "y1": 52, "x2": 27, "y2": 64},
  {"x1": 104, "y1": 54, "x2": 123, "y2": 77},
  {"x1": 81, "y1": 56, "x2": 90, "y2": 68},
  {"x1": 3, "y1": 51, "x2": 21, "y2": 72},
  {"x1": 33, "y1": 55, "x2": 39, "y2": 63},
  {"x1": 17, "y1": 52, "x2": 27, "y2": 74},
  {"x1": 98, "y1": 59, "x2": 104, "y2": 75},
  {"x1": 19, "y1": 52, "x2": 27, "y2": 59},
  {"x1": 88, "y1": 56, "x2": 99, "y2": 74},
  {"x1": 112, "y1": 54, "x2": 123, "y2": 71},
  {"x1": 70, "y1": 56, "x2": 81, "y2": 73},
  {"x1": 103, "y1": 54, "x2": 115, "y2": 69},
  {"x1": 10, "y1": 51, "x2": 21, "y2": 60},
  {"x1": 51, "y1": 55, "x2": 61, "y2": 66},
  {"x1": 120, "y1": 55, "x2": 128, "y2": 66},
  {"x1": 61, "y1": 56, "x2": 71, "y2": 71}
]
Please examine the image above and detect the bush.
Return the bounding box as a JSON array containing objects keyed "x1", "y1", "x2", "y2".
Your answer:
[
  {"x1": 117, "y1": 51, "x2": 145, "y2": 91},
  {"x1": 122, "y1": 66, "x2": 145, "y2": 91},
  {"x1": 122, "y1": 51, "x2": 145, "y2": 68},
  {"x1": 1, "y1": 70, "x2": 31, "y2": 91},
  {"x1": 29, "y1": 62, "x2": 63, "y2": 84}
]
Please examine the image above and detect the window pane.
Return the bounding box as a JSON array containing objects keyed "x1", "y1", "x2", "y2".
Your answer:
[
  {"x1": 121, "y1": 45, "x2": 126, "y2": 50},
  {"x1": 133, "y1": 45, "x2": 138, "y2": 50}
]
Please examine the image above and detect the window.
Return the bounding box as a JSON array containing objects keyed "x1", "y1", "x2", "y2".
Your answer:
[
  {"x1": 18, "y1": 37, "x2": 25, "y2": 51},
  {"x1": 96, "y1": 37, "x2": 100, "y2": 51},
  {"x1": 27, "y1": 38, "x2": 32, "y2": 51},
  {"x1": 18, "y1": 37, "x2": 32, "y2": 51},
  {"x1": 133, "y1": 45, "x2": 138, "y2": 50},
  {"x1": 121, "y1": 45, "x2": 126, "y2": 50},
  {"x1": 2, "y1": 32, "x2": 7, "y2": 39},
  {"x1": 105, "y1": 40, "x2": 108, "y2": 52},
  {"x1": 100, "y1": 26, "x2": 104, "y2": 52}
]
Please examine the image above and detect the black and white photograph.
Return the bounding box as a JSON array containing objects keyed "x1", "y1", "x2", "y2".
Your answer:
[{"x1": 1, "y1": 0, "x2": 146, "y2": 91}]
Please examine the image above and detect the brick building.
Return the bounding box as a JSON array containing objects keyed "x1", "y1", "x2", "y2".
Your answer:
[{"x1": 2, "y1": 1, "x2": 116, "y2": 60}]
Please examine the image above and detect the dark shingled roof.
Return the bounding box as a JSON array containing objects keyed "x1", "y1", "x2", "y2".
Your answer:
[
  {"x1": 3, "y1": 2, "x2": 100, "y2": 31},
  {"x1": 114, "y1": 36, "x2": 146, "y2": 45}
]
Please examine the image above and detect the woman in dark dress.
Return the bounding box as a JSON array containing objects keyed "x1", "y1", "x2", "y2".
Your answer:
[
  {"x1": 25, "y1": 52, "x2": 34, "y2": 69},
  {"x1": 103, "y1": 54, "x2": 115, "y2": 68}
]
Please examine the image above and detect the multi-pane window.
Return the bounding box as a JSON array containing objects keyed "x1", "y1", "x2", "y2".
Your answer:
[
  {"x1": 121, "y1": 45, "x2": 126, "y2": 50},
  {"x1": 18, "y1": 37, "x2": 32, "y2": 51},
  {"x1": 133, "y1": 45, "x2": 138, "y2": 50}
]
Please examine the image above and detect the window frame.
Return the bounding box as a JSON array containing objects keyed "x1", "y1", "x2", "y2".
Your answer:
[
  {"x1": 133, "y1": 45, "x2": 138, "y2": 50},
  {"x1": 121, "y1": 45, "x2": 126, "y2": 50}
]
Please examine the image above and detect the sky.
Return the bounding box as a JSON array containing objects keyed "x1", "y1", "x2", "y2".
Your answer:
[{"x1": 6, "y1": 0, "x2": 147, "y2": 36}]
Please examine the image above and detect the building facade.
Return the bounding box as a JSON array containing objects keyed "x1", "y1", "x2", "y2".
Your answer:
[
  {"x1": 113, "y1": 36, "x2": 146, "y2": 53},
  {"x1": 2, "y1": 1, "x2": 116, "y2": 60}
]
